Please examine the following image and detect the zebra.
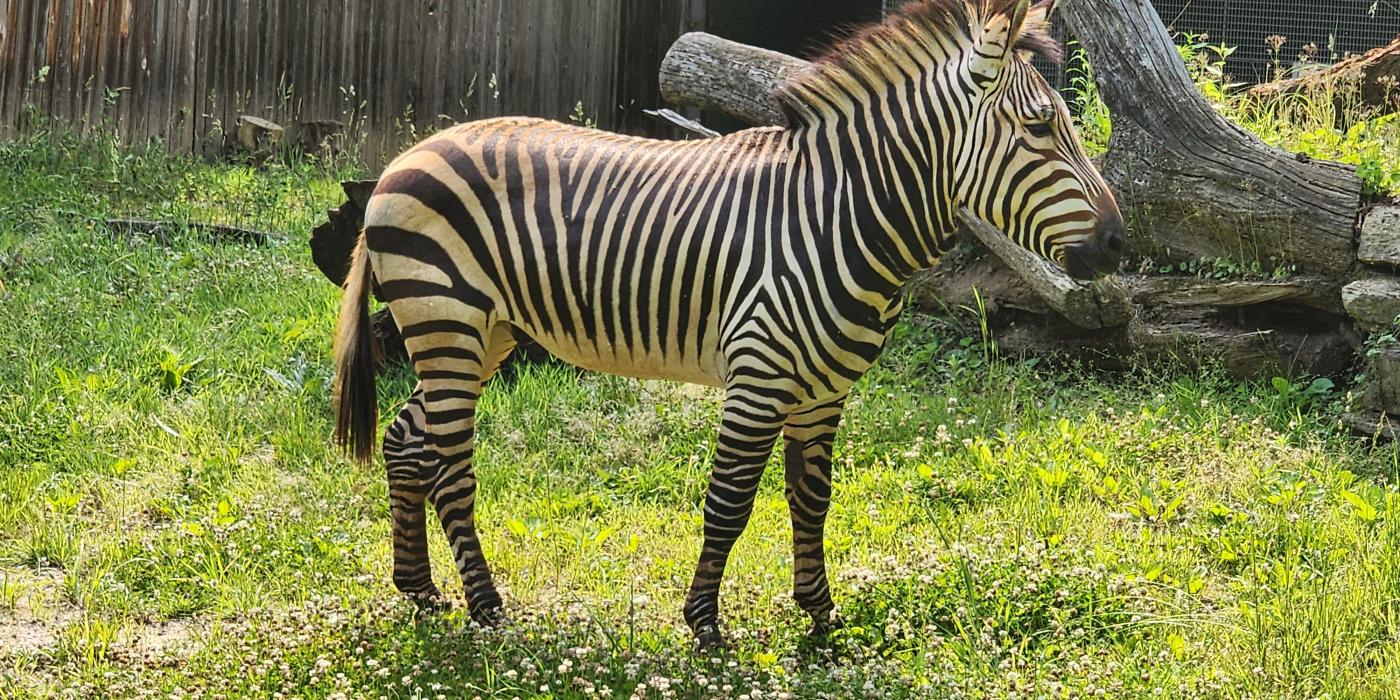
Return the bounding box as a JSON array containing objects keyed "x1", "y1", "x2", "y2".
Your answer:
[{"x1": 332, "y1": 0, "x2": 1124, "y2": 646}]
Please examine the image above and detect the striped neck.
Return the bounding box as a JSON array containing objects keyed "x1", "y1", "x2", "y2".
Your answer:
[{"x1": 784, "y1": 76, "x2": 968, "y2": 290}]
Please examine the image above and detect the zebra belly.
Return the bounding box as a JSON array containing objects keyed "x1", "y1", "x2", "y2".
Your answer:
[{"x1": 512, "y1": 325, "x2": 726, "y2": 388}]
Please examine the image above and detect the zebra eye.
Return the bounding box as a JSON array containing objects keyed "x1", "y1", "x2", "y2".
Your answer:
[{"x1": 1026, "y1": 121, "x2": 1054, "y2": 138}]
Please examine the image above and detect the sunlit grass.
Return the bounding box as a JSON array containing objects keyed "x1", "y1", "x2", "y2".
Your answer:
[{"x1": 2, "y1": 133, "x2": 1399, "y2": 699}]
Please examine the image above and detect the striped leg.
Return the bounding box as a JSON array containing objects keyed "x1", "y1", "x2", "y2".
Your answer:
[
  {"x1": 683, "y1": 391, "x2": 786, "y2": 646},
  {"x1": 783, "y1": 395, "x2": 845, "y2": 634},
  {"x1": 383, "y1": 384, "x2": 443, "y2": 606},
  {"x1": 412, "y1": 320, "x2": 515, "y2": 624}
]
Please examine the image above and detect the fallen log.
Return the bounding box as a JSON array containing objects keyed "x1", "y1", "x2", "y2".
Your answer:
[
  {"x1": 957, "y1": 208, "x2": 1130, "y2": 329},
  {"x1": 659, "y1": 32, "x2": 808, "y2": 127},
  {"x1": 1246, "y1": 36, "x2": 1400, "y2": 117}
]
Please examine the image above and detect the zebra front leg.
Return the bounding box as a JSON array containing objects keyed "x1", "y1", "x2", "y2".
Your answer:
[
  {"x1": 684, "y1": 392, "x2": 785, "y2": 648},
  {"x1": 383, "y1": 384, "x2": 445, "y2": 608},
  {"x1": 783, "y1": 395, "x2": 846, "y2": 636}
]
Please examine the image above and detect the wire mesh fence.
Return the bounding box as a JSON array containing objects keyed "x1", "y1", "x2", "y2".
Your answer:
[{"x1": 884, "y1": 0, "x2": 1400, "y2": 88}]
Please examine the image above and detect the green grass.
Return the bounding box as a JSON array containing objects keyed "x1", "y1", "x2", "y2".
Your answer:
[{"x1": 3, "y1": 134, "x2": 1400, "y2": 699}]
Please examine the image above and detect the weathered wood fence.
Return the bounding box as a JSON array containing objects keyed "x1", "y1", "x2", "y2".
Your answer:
[{"x1": 0, "y1": 0, "x2": 701, "y2": 167}]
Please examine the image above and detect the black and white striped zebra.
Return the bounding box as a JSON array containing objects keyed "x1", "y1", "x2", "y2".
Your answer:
[{"x1": 333, "y1": 0, "x2": 1123, "y2": 645}]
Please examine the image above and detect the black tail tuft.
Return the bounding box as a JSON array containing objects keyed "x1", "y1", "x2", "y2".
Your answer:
[{"x1": 333, "y1": 234, "x2": 379, "y2": 463}]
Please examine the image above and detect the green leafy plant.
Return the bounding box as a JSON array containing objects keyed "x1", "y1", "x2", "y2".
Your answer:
[
  {"x1": 156, "y1": 347, "x2": 203, "y2": 394},
  {"x1": 1067, "y1": 44, "x2": 1111, "y2": 155},
  {"x1": 1125, "y1": 479, "x2": 1188, "y2": 524}
]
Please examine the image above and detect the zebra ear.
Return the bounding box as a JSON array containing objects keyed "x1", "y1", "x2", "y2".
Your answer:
[
  {"x1": 968, "y1": 0, "x2": 1031, "y2": 82},
  {"x1": 1025, "y1": 0, "x2": 1055, "y2": 29}
]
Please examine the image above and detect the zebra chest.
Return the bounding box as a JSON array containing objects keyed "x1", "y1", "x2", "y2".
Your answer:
[{"x1": 715, "y1": 285, "x2": 900, "y2": 404}]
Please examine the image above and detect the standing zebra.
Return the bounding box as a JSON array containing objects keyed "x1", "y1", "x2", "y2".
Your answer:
[{"x1": 334, "y1": 0, "x2": 1123, "y2": 645}]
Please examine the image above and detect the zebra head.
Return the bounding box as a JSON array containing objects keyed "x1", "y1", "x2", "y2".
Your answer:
[{"x1": 959, "y1": 0, "x2": 1124, "y2": 280}]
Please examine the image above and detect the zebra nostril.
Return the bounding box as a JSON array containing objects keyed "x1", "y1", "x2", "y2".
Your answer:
[
  {"x1": 1099, "y1": 217, "x2": 1126, "y2": 255},
  {"x1": 1105, "y1": 230, "x2": 1124, "y2": 253}
]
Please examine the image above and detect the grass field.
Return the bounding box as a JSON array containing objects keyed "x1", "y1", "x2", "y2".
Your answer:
[{"x1": 2, "y1": 132, "x2": 1400, "y2": 700}]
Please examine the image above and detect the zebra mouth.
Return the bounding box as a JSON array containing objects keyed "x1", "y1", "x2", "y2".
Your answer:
[{"x1": 1063, "y1": 241, "x2": 1121, "y2": 281}]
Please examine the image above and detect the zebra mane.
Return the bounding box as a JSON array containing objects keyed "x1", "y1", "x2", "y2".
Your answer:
[{"x1": 774, "y1": 0, "x2": 1061, "y2": 126}]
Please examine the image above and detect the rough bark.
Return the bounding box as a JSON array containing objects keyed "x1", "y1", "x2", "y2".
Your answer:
[
  {"x1": 1247, "y1": 36, "x2": 1400, "y2": 116},
  {"x1": 1058, "y1": 0, "x2": 1364, "y2": 277},
  {"x1": 659, "y1": 32, "x2": 806, "y2": 127}
]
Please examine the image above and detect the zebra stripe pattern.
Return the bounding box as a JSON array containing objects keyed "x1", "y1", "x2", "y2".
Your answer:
[{"x1": 334, "y1": 0, "x2": 1123, "y2": 644}]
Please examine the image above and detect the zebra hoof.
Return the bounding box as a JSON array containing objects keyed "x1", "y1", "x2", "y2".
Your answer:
[
  {"x1": 469, "y1": 605, "x2": 508, "y2": 628},
  {"x1": 693, "y1": 623, "x2": 728, "y2": 651},
  {"x1": 405, "y1": 589, "x2": 450, "y2": 614},
  {"x1": 807, "y1": 615, "x2": 843, "y2": 639}
]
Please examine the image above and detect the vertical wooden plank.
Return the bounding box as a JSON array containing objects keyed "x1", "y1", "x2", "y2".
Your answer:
[
  {"x1": 98, "y1": 0, "x2": 122, "y2": 130},
  {"x1": 385, "y1": 0, "x2": 404, "y2": 146},
  {"x1": 56, "y1": 0, "x2": 81, "y2": 129},
  {"x1": 303, "y1": 0, "x2": 318, "y2": 124},
  {"x1": 177, "y1": 0, "x2": 198, "y2": 154},
  {"x1": 24, "y1": 0, "x2": 51, "y2": 125},
  {"x1": 160, "y1": 0, "x2": 186, "y2": 151},
  {"x1": 35, "y1": 0, "x2": 57, "y2": 126},
  {"x1": 333, "y1": 0, "x2": 349, "y2": 138},
  {"x1": 73, "y1": 0, "x2": 100, "y2": 132},
  {"x1": 278, "y1": 0, "x2": 292, "y2": 123},
  {"x1": 148, "y1": 0, "x2": 170, "y2": 144},
  {"x1": 192, "y1": 0, "x2": 217, "y2": 155},
  {"x1": 117, "y1": 0, "x2": 143, "y2": 143},
  {"x1": 3, "y1": 0, "x2": 36, "y2": 134},
  {"x1": 245, "y1": 0, "x2": 262, "y2": 121},
  {"x1": 423, "y1": 0, "x2": 444, "y2": 126},
  {"x1": 0, "y1": 0, "x2": 16, "y2": 137},
  {"x1": 206, "y1": 0, "x2": 228, "y2": 151},
  {"x1": 225, "y1": 0, "x2": 242, "y2": 128},
  {"x1": 0, "y1": 0, "x2": 32, "y2": 136},
  {"x1": 406, "y1": 0, "x2": 425, "y2": 129},
  {"x1": 403, "y1": 0, "x2": 424, "y2": 133}
]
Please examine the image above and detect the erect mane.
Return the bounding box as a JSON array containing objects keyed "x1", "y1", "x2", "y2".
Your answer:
[{"x1": 774, "y1": 0, "x2": 1061, "y2": 124}]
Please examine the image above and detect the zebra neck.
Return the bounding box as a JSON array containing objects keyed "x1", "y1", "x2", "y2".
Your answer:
[
  {"x1": 789, "y1": 112, "x2": 959, "y2": 288},
  {"x1": 768, "y1": 127, "x2": 921, "y2": 324}
]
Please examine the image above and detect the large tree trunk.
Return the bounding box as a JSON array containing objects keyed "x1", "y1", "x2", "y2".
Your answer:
[{"x1": 1058, "y1": 0, "x2": 1363, "y2": 278}]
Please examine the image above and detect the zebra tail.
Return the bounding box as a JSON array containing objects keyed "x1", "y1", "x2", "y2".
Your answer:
[{"x1": 333, "y1": 233, "x2": 378, "y2": 464}]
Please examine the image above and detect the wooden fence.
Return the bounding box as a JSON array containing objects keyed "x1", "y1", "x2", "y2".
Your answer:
[{"x1": 0, "y1": 0, "x2": 702, "y2": 167}]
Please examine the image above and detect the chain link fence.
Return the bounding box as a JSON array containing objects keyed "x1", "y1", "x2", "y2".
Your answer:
[{"x1": 884, "y1": 0, "x2": 1400, "y2": 88}]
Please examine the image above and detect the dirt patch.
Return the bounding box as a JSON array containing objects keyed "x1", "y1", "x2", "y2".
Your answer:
[
  {"x1": 0, "y1": 619, "x2": 62, "y2": 656},
  {"x1": 0, "y1": 566, "x2": 198, "y2": 662}
]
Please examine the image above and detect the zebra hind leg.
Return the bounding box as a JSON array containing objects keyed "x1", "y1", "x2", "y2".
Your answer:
[
  {"x1": 383, "y1": 384, "x2": 447, "y2": 610},
  {"x1": 782, "y1": 395, "x2": 846, "y2": 638},
  {"x1": 683, "y1": 391, "x2": 786, "y2": 648},
  {"x1": 418, "y1": 321, "x2": 516, "y2": 625}
]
